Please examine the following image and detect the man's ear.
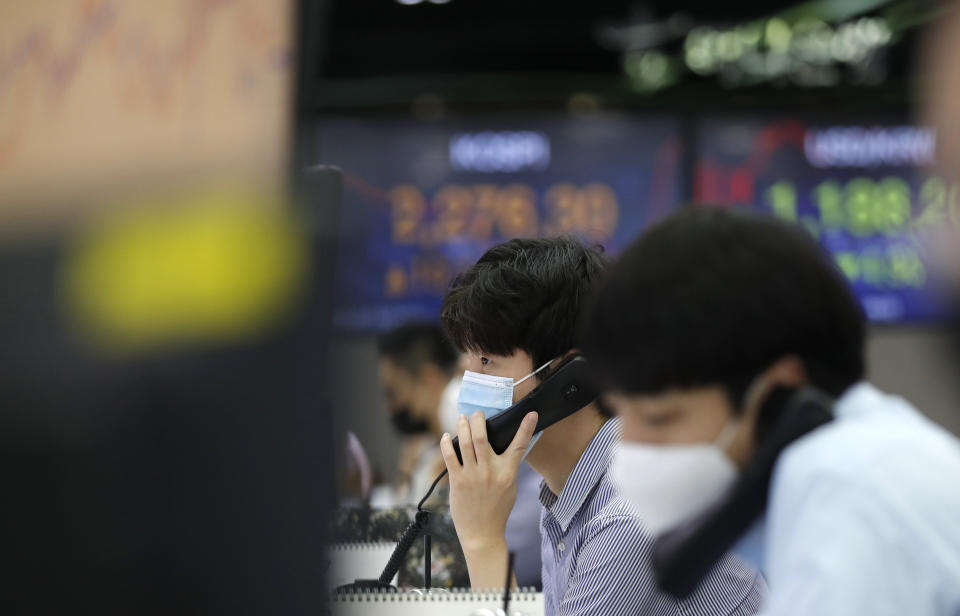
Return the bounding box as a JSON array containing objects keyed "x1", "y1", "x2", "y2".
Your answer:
[
  {"x1": 744, "y1": 355, "x2": 808, "y2": 417},
  {"x1": 547, "y1": 348, "x2": 581, "y2": 373},
  {"x1": 764, "y1": 355, "x2": 808, "y2": 388}
]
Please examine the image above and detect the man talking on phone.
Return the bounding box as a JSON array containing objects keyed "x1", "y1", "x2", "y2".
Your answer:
[
  {"x1": 581, "y1": 207, "x2": 960, "y2": 615},
  {"x1": 437, "y1": 236, "x2": 765, "y2": 615}
]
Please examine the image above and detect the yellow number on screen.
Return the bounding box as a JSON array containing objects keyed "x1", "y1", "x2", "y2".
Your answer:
[
  {"x1": 388, "y1": 185, "x2": 427, "y2": 244},
  {"x1": 433, "y1": 184, "x2": 474, "y2": 243},
  {"x1": 544, "y1": 183, "x2": 587, "y2": 236},
  {"x1": 466, "y1": 184, "x2": 500, "y2": 241},
  {"x1": 497, "y1": 184, "x2": 539, "y2": 237},
  {"x1": 583, "y1": 183, "x2": 619, "y2": 241}
]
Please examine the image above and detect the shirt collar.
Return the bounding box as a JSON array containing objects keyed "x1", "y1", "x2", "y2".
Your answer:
[
  {"x1": 539, "y1": 417, "x2": 621, "y2": 532},
  {"x1": 834, "y1": 381, "x2": 884, "y2": 420}
]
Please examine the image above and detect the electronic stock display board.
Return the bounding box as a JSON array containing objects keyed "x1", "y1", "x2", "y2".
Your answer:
[
  {"x1": 321, "y1": 114, "x2": 684, "y2": 332},
  {"x1": 695, "y1": 117, "x2": 951, "y2": 322},
  {"x1": 321, "y1": 113, "x2": 952, "y2": 331}
]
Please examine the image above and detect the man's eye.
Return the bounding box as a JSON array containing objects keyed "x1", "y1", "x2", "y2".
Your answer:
[{"x1": 480, "y1": 357, "x2": 490, "y2": 366}]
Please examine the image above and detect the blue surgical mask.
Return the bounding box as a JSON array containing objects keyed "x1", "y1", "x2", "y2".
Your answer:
[{"x1": 456, "y1": 358, "x2": 554, "y2": 419}]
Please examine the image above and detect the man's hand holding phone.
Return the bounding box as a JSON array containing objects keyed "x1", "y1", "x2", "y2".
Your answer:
[{"x1": 439, "y1": 410, "x2": 538, "y2": 590}]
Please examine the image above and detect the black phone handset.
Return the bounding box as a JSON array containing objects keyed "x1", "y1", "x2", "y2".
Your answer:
[
  {"x1": 451, "y1": 354, "x2": 600, "y2": 463},
  {"x1": 652, "y1": 386, "x2": 835, "y2": 599}
]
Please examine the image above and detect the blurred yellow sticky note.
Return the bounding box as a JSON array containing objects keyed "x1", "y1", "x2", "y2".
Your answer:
[{"x1": 61, "y1": 189, "x2": 306, "y2": 354}]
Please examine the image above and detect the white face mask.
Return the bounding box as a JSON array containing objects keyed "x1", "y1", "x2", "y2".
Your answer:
[
  {"x1": 610, "y1": 380, "x2": 766, "y2": 536},
  {"x1": 610, "y1": 420, "x2": 740, "y2": 536}
]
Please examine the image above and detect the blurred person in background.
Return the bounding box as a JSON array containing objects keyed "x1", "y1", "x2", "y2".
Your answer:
[
  {"x1": 582, "y1": 207, "x2": 960, "y2": 615},
  {"x1": 376, "y1": 323, "x2": 457, "y2": 506},
  {"x1": 438, "y1": 236, "x2": 765, "y2": 615},
  {"x1": 336, "y1": 432, "x2": 374, "y2": 507}
]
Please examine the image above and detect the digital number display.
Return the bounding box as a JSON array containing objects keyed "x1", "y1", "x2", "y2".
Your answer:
[
  {"x1": 695, "y1": 118, "x2": 953, "y2": 322},
  {"x1": 321, "y1": 115, "x2": 949, "y2": 330},
  {"x1": 321, "y1": 115, "x2": 683, "y2": 332}
]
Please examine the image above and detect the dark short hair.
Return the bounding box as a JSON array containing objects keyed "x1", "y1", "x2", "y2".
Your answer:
[
  {"x1": 580, "y1": 207, "x2": 865, "y2": 408},
  {"x1": 441, "y1": 236, "x2": 608, "y2": 378},
  {"x1": 377, "y1": 322, "x2": 457, "y2": 375}
]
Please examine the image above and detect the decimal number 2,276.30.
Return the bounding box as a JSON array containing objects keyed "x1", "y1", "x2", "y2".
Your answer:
[{"x1": 388, "y1": 182, "x2": 620, "y2": 246}]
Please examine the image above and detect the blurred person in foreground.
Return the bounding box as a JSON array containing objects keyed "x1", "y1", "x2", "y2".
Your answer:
[
  {"x1": 438, "y1": 237, "x2": 765, "y2": 615},
  {"x1": 376, "y1": 323, "x2": 458, "y2": 505},
  {"x1": 581, "y1": 207, "x2": 960, "y2": 615},
  {"x1": 920, "y1": 0, "x2": 960, "y2": 376}
]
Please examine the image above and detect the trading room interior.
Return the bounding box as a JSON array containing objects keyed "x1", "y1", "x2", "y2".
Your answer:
[{"x1": 5, "y1": 1, "x2": 960, "y2": 615}]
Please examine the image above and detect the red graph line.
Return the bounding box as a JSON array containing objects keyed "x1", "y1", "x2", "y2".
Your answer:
[
  {"x1": 745, "y1": 119, "x2": 807, "y2": 176},
  {"x1": 694, "y1": 119, "x2": 808, "y2": 205},
  {"x1": 343, "y1": 171, "x2": 393, "y2": 208}
]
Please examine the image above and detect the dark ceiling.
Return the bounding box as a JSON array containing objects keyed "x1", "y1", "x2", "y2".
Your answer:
[
  {"x1": 308, "y1": 0, "x2": 930, "y2": 110},
  {"x1": 320, "y1": 0, "x2": 805, "y2": 78}
]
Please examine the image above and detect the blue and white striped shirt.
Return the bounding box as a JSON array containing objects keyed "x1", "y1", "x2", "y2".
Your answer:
[{"x1": 539, "y1": 417, "x2": 767, "y2": 616}]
